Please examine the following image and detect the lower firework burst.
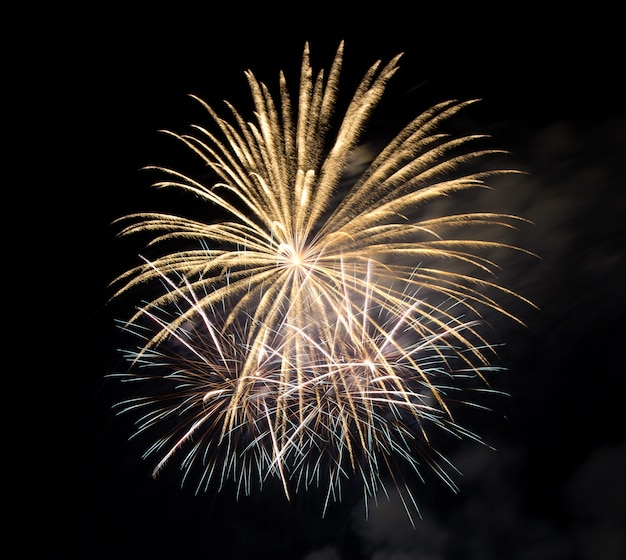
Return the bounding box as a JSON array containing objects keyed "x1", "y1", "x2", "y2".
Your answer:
[{"x1": 110, "y1": 41, "x2": 534, "y2": 522}]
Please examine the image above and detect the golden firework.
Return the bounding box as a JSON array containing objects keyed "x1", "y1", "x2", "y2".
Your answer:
[{"x1": 111, "y1": 41, "x2": 533, "y2": 522}]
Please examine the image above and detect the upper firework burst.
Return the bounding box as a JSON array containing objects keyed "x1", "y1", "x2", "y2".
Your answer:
[{"x1": 111, "y1": 41, "x2": 533, "y2": 522}]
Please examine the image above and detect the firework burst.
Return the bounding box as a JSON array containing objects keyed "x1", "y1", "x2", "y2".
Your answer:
[{"x1": 111, "y1": 41, "x2": 533, "y2": 522}]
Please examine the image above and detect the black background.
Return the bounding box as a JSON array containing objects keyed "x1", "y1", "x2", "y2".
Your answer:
[{"x1": 36, "y1": 5, "x2": 625, "y2": 559}]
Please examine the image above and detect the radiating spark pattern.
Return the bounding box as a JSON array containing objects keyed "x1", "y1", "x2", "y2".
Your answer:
[{"x1": 111, "y1": 41, "x2": 533, "y2": 522}]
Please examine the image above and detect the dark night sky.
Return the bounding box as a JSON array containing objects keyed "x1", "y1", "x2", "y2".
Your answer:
[{"x1": 41, "y1": 6, "x2": 625, "y2": 559}]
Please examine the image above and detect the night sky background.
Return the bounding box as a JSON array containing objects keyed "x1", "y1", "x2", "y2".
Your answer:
[{"x1": 46, "y1": 6, "x2": 625, "y2": 559}]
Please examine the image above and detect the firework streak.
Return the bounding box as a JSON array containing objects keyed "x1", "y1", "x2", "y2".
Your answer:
[{"x1": 111, "y1": 42, "x2": 533, "y2": 522}]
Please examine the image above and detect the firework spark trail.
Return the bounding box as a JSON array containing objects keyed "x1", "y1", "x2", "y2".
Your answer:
[{"x1": 111, "y1": 41, "x2": 534, "y2": 522}]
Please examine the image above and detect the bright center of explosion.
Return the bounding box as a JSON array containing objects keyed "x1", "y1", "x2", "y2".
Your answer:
[{"x1": 277, "y1": 242, "x2": 306, "y2": 269}]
